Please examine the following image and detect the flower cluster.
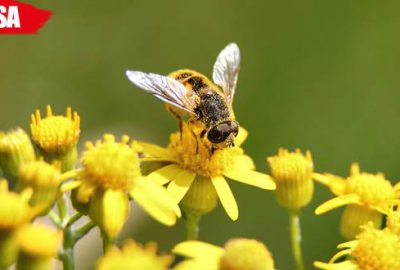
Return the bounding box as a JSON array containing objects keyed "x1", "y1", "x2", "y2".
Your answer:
[{"x1": 1, "y1": 104, "x2": 399, "y2": 270}]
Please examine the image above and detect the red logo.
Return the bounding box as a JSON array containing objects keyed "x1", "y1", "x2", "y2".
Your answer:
[{"x1": 0, "y1": 0, "x2": 51, "y2": 34}]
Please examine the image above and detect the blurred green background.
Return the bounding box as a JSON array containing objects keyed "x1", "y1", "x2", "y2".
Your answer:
[{"x1": 1, "y1": 0, "x2": 400, "y2": 269}]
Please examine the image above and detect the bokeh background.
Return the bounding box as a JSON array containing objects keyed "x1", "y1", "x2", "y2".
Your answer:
[{"x1": 1, "y1": 0, "x2": 400, "y2": 269}]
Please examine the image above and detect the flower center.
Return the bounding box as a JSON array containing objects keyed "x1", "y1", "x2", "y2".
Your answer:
[
  {"x1": 167, "y1": 123, "x2": 238, "y2": 177},
  {"x1": 352, "y1": 226, "x2": 400, "y2": 270},
  {"x1": 81, "y1": 134, "x2": 141, "y2": 190},
  {"x1": 219, "y1": 239, "x2": 275, "y2": 270},
  {"x1": 346, "y1": 173, "x2": 395, "y2": 205},
  {"x1": 97, "y1": 241, "x2": 172, "y2": 270},
  {"x1": 31, "y1": 106, "x2": 80, "y2": 153}
]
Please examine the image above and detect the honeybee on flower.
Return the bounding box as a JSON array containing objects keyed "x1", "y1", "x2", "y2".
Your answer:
[{"x1": 126, "y1": 43, "x2": 240, "y2": 151}]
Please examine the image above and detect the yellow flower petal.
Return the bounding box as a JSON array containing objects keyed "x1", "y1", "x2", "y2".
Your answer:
[
  {"x1": 139, "y1": 142, "x2": 176, "y2": 161},
  {"x1": 329, "y1": 249, "x2": 352, "y2": 264},
  {"x1": 61, "y1": 180, "x2": 82, "y2": 193},
  {"x1": 315, "y1": 194, "x2": 361, "y2": 215},
  {"x1": 313, "y1": 173, "x2": 346, "y2": 196},
  {"x1": 232, "y1": 154, "x2": 255, "y2": 171},
  {"x1": 314, "y1": 261, "x2": 359, "y2": 270},
  {"x1": 224, "y1": 169, "x2": 276, "y2": 190},
  {"x1": 174, "y1": 259, "x2": 218, "y2": 270},
  {"x1": 147, "y1": 164, "x2": 182, "y2": 185},
  {"x1": 167, "y1": 170, "x2": 196, "y2": 203},
  {"x1": 130, "y1": 178, "x2": 181, "y2": 226},
  {"x1": 76, "y1": 181, "x2": 96, "y2": 203},
  {"x1": 173, "y1": 241, "x2": 224, "y2": 260},
  {"x1": 337, "y1": 240, "x2": 357, "y2": 249},
  {"x1": 211, "y1": 176, "x2": 238, "y2": 220},
  {"x1": 235, "y1": 127, "x2": 248, "y2": 146}
]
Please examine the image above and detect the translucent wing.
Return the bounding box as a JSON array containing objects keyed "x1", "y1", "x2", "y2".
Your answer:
[
  {"x1": 212, "y1": 43, "x2": 240, "y2": 105},
  {"x1": 126, "y1": 70, "x2": 197, "y2": 115}
]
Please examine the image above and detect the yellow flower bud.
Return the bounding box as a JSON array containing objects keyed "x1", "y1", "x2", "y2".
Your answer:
[
  {"x1": 88, "y1": 189, "x2": 130, "y2": 240},
  {"x1": 0, "y1": 128, "x2": 35, "y2": 179},
  {"x1": 181, "y1": 175, "x2": 218, "y2": 216},
  {"x1": 340, "y1": 204, "x2": 382, "y2": 241},
  {"x1": 219, "y1": 239, "x2": 275, "y2": 270},
  {"x1": 16, "y1": 224, "x2": 61, "y2": 270},
  {"x1": 0, "y1": 180, "x2": 37, "y2": 268},
  {"x1": 17, "y1": 161, "x2": 62, "y2": 215},
  {"x1": 267, "y1": 148, "x2": 314, "y2": 210},
  {"x1": 173, "y1": 238, "x2": 275, "y2": 270},
  {"x1": 30, "y1": 105, "x2": 80, "y2": 172}
]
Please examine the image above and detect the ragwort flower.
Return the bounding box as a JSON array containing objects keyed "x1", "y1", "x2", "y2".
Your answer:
[
  {"x1": 96, "y1": 240, "x2": 173, "y2": 270},
  {"x1": 173, "y1": 238, "x2": 275, "y2": 270},
  {"x1": 314, "y1": 163, "x2": 398, "y2": 239},
  {"x1": 30, "y1": 105, "x2": 80, "y2": 171},
  {"x1": 314, "y1": 223, "x2": 400, "y2": 270},
  {"x1": 68, "y1": 134, "x2": 180, "y2": 239},
  {"x1": 16, "y1": 223, "x2": 61, "y2": 270},
  {"x1": 267, "y1": 148, "x2": 314, "y2": 210},
  {"x1": 0, "y1": 179, "x2": 39, "y2": 268},
  {"x1": 0, "y1": 128, "x2": 35, "y2": 179},
  {"x1": 140, "y1": 122, "x2": 275, "y2": 220}
]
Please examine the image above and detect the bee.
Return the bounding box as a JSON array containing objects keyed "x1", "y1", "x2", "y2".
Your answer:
[{"x1": 126, "y1": 43, "x2": 240, "y2": 150}]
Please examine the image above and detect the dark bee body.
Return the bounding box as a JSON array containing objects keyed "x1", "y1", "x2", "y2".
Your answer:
[{"x1": 169, "y1": 70, "x2": 238, "y2": 147}]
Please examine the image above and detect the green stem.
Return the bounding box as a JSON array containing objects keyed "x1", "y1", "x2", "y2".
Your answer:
[
  {"x1": 60, "y1": 226, "x2": 74, "y2": 270},
  {"x1": 185, "y1": 213, "x2": 201, "y2": 240},
  {"x1": 289, "y1": 210, "x2": 305, "y2": 270},
  {"x1": 101, "y1": 232, "x2": 114, "y2": 253},
  {"x1": 72, "y1": 221, "x2": 95, "y2": 243},
  {"x1": 48, "y1": 210, "x2": 63, "y2": 229}
]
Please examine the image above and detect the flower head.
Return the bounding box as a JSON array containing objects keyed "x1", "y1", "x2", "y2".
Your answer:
[
  {"x1": 30, "y1": 105, "x2": 80, "y2": 171},
  {"x1": 314, "y1": 224, "x2": 400, "y2": 270},
  {"x1": 314, "y1": 163, "x2": 398, "y2": 239},
  {"x1": 140, "y1": 122, "x2": 275, "y2": 220},
  {"x1": 17, "y1": 161, "x2": 62, "y2": 214},
  {"x1": 0, "y1": 179, "x2": 39, "y2": 268},
  {"x1": 96, "y1": 240, "x2": 173, "y2": 270},
  {"x1": 0, "y1": 128, "x2": 35, "y2": 178},
  {"x1": 0, "y1": 180, "x2": 37, "y2": 232},
  {"x1": 70, "y1": 134, "x2": 180, "y2": 239},
  {"x1": 16, "y1": 223, "x2": 61, "y2": 270},
  {"x1": 173, "y1": 238, "x2": 275, "y2": 270},
  {"x1": 267, "y1": 148, "x2": 314, "y2": 210}
]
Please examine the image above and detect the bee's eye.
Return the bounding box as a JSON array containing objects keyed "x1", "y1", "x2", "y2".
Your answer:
[{"x1": 208, "y1": 123, "x2": 230, "y2": 144}]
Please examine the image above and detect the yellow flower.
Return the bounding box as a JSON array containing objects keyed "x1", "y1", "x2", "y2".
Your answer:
[
  {"x1": 314, "y1": 163, "x2": 398, "y2": 239},
  {"x1": 314, "y1": 224, "x2": 400, "y2": 270},
  {"x1": 0, "y1": 128, "x2": 35, "y2": 179},
  {"x1": 96, "y1": 240, "x2": 173, "y2": 270},
  {"x1": 17, "y1": 161, "x2": 62, "y2": 215},
  {"x1": 173, "y1": 238, "x2": 275, "y2": 270},
  {"x1": 30, "y1": 105, "x2": 80, "y2": 171},
  {"x1": 140, "y1": 122, "x2": 276, "y2": 220},
  {"x1": 68, "y1": 134, "x2": 180, "y2": 239},
  {"x1": 16, "y1": 223, "x2": 61, "y2": 270},
  {"x1": 267, "y1": 148, "x2": 314, "y2": 210},
  {"x1": 0, "y1": 179, "x2": 38, "y2": 268}
]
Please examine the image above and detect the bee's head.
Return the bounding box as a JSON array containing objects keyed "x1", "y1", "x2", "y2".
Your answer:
[{"x1": 207, "y1": 121, "x2": 239, "y2": 148}]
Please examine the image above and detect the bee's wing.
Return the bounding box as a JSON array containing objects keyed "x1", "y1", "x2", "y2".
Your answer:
[
  {"x1": 212, "y1": 43, "x2": 240, "y2": 105},
  {"x1": 126, "y1": 71, "x2": 197, "y2": 115}
]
